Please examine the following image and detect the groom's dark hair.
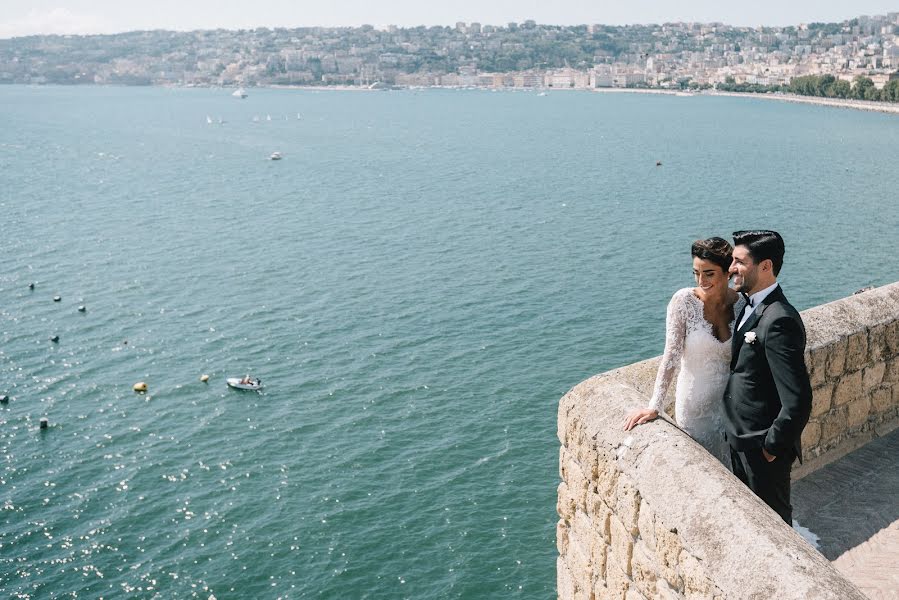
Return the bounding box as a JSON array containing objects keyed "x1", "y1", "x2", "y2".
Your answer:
[{"x1": 732, "y1": 230, "x2": 785, "y2": 276}]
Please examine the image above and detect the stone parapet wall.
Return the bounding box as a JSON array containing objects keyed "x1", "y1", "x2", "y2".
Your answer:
[
  {"x1": 798, "y1": 282, "x2": 899, "y2": 476},
  {"x1": 556, "y1": 282, "x2": 899, "y2": 599}
]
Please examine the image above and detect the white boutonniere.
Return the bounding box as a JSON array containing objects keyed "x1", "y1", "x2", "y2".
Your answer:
[{"x1": 744, "y1": 331, "x2": 758, "y2": 345}]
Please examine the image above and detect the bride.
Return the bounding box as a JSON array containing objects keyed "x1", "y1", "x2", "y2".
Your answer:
[{"x1": 624, "y1": 237, "x2": 745, "y2": 465}]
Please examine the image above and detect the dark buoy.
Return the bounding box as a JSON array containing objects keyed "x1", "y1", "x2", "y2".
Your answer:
[
  {"x1": 40, "y1": 417, "x2": 49, "y2": 429},
  {"x1": 0, "y1": 395, "x2": 9, "y2": 404},
  {"x1": 53, "y1": 295, "x2": 61, "y2": 302},
  {"x1": 78, "y1": 305, "x2": 86, "y2": 312},
  {"x1": 656, "y1": 161, "x2": 662, "y2": 166},
  {"x1": 50, "y1": 335, "x2": 60, "y2": 343},
  {"x1": 29, "y1": 283, "x2": 35, "y2": 290}
]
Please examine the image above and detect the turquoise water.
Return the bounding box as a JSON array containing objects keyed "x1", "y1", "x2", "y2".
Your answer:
[{"x1": 1, "y1": 86, "x2": 897, "y2": 599}]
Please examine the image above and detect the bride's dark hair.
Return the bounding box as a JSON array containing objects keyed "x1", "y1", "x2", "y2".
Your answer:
[{"x1": 691, "y1": 237, "x2": 733, "y2": 273}]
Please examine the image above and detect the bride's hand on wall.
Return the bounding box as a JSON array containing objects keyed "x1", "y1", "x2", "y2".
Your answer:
[{"x1": 623, "y1": 408, "x2": 659, "y2": 431}]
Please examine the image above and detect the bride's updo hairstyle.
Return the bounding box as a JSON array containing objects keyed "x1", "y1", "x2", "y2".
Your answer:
[{"x1": 691, "y1": 237, "x2": 733, "y2": 273}]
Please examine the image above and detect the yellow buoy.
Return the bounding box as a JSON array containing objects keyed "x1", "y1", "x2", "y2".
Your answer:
[
  {"x1": 133, "y1": 382, "x2": 148, "y2": 393},
  {"x1": 200, "y1": 374, "x2": 210, "y2": 383}
]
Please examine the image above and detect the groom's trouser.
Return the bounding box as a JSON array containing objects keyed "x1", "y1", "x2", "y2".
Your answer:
[{"x1": 730, "y1": 446, "x2": 793, "y2": 524}]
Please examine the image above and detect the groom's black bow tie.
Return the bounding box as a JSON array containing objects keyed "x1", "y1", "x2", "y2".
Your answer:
[{"x1": 741, "y1": 292, "x2": 755, "y2": 307}]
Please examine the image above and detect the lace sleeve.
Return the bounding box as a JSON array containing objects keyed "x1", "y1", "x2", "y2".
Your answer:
[{"x1": 648, "y1": 291, "x2": 688, "y2": 413}]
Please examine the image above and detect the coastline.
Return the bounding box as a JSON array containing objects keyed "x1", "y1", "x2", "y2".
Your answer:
[
  {"x1": 269, "y1": 83, "x2": 899, "y2": 115},
  {"x1": 588, "y1": 87, "x2": 899, "y2": 115}
]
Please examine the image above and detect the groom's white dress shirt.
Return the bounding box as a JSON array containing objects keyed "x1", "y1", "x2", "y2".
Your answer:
[{"x1": 738, "y1": 282, "x2": 779, "y2": 329}]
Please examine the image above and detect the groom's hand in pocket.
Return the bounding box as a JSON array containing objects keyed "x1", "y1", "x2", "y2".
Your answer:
[{"x1": 762, "y1": 447, "x2": 776, "y2": 462}]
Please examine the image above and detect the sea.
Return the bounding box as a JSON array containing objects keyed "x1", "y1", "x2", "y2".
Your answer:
[{"x1": 1, "y1": 85, "x2": 897, "y2": 599}]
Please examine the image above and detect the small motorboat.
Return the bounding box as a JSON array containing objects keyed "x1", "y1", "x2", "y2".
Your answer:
[
  {"x1": 269, "y1": 152, "x2": 282, "y2": 161},
  {"x1": 227, "y1": 377, "x2": 263, "y2": 391}
]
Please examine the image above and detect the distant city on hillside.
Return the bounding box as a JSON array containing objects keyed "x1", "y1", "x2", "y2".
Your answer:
[{"x1": 2, "y1": 13, "x2": 898, "y2": 97}]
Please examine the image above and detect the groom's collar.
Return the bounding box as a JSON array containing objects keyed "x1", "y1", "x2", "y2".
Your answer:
[{"x1": 747, "y1": 282, "x2": 779, "y2": 308}]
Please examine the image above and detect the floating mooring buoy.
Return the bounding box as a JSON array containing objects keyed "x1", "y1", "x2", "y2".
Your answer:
[
  {"x1": 53, "y1": 296, "x2": 61, "y2": 302},
  {"x1": 78, "y1": 305, "x2": 86, "y2": 312},
  {"x1": 39, "y1": 417, "x2": 49, "y2": 429},
  {"x1": 133, "y1": 382, "x2": 148, "y2": 393},
  {"x1": 200, "y1": 374, "x2": 210, "y2": 382}
]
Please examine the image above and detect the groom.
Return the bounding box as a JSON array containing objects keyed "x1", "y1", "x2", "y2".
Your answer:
[{"x1": 723, "y1": 230, "x2": 812, "y2": 524}]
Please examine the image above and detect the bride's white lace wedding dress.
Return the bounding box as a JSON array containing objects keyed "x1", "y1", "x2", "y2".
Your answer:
[{"x1": 648, "y1": 288, "x2": 746, "y2": 465}]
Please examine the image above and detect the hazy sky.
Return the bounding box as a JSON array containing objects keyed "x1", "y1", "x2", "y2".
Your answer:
[{"x1": 2, "y1": 1, "x2": 898, "y2": 39}]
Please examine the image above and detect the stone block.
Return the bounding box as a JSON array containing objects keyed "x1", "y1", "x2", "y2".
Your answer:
[
  {"x1": 885, "y1": 357, "x2": 899, "y2": 383},
  {"x1": 863, "y1": 362, "x2": 886, "y2": 391},
  {"x1": 810, "y1": 384, "x2": 833, "y2": 418},
  {"x1": 610, "y1": 515, "x2": 635, "y2": 577},
  {"x1": 596, "y1": 450, "x2": 621, "y2": 507},
  {"x1": 615, "y1": 476, "x2": 641, "y2": 536},
  {"x1": 801, "y1": 421, "x2": 821, "y2": 449},
  {"x1": 868, "y1": 324, "x2": 888, "y2": 363},
  {"x1": 558, "y1": 482, "x2": 576, "y2": 521},
  {"x1": 885, "y1": 320, "x2": 899, "y2": 355},
  {"x1": 564, "y1": 453, "x2": 590, "y2": 510},
  {"x1": 604, "y1": 559, "x2": 632, "y2": 600},
  {"x1": 809, "y1": 347, "x2": 828, "y2": 387},
  {"x1": 558, "y1": 556, "x2": 577, "y2": 600},
  {"x1": 833, "y1": 370, "x2": 862, "y2": 407},
  {"x1": 656, "y1": 579, "x2": 684, "y2": 600},
  {"x1": 826, "y1": 338, "x2": 847, "y2": 378},
  {"x1": 845, "y1": 331, "x2": 869, "y2": 372},
  {"x1": 591, "y1": 533, "x2": 608, "y2": 584},
  {"x1": 589, "y1": 494, "x2": 612, "y2": 545},
  {"x1": 636, "y1": 500, "x2": 656, "y2": 549},
  {"x1": 567, "y1": 535, "x2": 594, "y2": 594},
  {"x1": 654, "y1": 522, "x2": 683, "y2": 591},
  {"x1": 679, "y1": 551, "x2": 714, "y2": 598},
  {"x1": 557, "y1": 519, "x2": 570, "y2": 556},
  {"x1": 631, "y1": 540, "x2": 658, "y2": 599},
  {"x1": 847, "y1": 396, "x2": 871, "y2": 429},
  {"x1": 871, "y1": 386, "x2": 893, "y2": 416},
  {"x1": 821, "y1": 406, "x2": 848, "y2": 446}
]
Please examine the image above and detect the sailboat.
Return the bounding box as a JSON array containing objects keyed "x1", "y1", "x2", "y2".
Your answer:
[{"x1": 232, "y1": 87, "x2": 248, "y2": 99}]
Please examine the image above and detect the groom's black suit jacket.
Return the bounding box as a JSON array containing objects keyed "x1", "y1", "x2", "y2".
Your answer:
[{"x1": 723, "y1": 285, "x2": 812, "y2": 461}]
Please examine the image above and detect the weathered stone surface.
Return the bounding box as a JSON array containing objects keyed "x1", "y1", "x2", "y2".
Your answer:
[
  {"x1": 596, "y1": 448, "x2": 620, "y2": 507},
  {"x1": 867, "y1": 324, "x2": 888, "y2": 363},
  {"x1": 846, "y1": 331, "x2": 869, "y2": 371},
  {"x1": 558, "y1": 482, "x2": 576, "y2": 521},
  {"x1": 885, "y1": 357, "x2": 899, "y2": 383},
  {"x1": 656, "y1": 579, "x2": 684, "y2": 600},
  {"x1": 625, "y1": 590, "x2": 648, "y2": 600},
  {"x1": 589, "y1": 494, "x2": 612, "y2": 545},
  {"x1": 801, "y1": 420, "x2": 821, "y2": 448},
  {"x1": 610, "y1": 515, "x2": 634, "y2": 577},
  {"x1": 679, "y1": 551, "x2": 714, "y2": 598},
  {"x1": 847, "y1": 396, "x2": 871, "y2": 429},
  {"x1": 615, "y1": 476, "x2": 641, "y2": 536},
  {"x1": 821, "y1": 406, "x2": 849, "y2": 445},
  {"x1": 557, "y1": 519, "x2": 570, "y2": 556},
  {"x1": 566, "y1": 535, "x2": 594, "y2": 595},
  {"x1": 558, "y1": 556, "x2": 576, "y2": 600},
  {"x1": 885, "y1": 320, "x2": 899, "y2": 355},
  {"x1": 871, "y1": 385, "x2": 893, "y2": 415},
  {"x1": 636, "y1": 499, "x2": 656, "y2": 549},
  {"x1": 808, "y1": 347, "x2": 827, "y2": 387},
  {"x1": 604, "y1": 559, "x2": 632, "y2": 600},
  {"x1": 631, "y1": 540, "x2": 658, "y2": 599},
  {"x1": 833, "y1": 370, "x2": 863, "y2": 407},
  {"x1": 862, "y1": 362, "x2": 885, "y2": 391},
  {"x1": 811, "y1": 383, "x2": 834, "y2": 418},
  {"x1": 826, "y1": 338, "x2": 847, "y2": 378},
  {"x1": 654, "y1": 522, "x2": 683, "y2": 591}
]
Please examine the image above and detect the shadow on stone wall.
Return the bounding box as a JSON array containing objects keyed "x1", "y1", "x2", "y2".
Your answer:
[{"x1": 556, "y1": 281, "x2": 899, "y2": 600}]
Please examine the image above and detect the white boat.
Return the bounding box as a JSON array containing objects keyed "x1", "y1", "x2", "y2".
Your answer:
[
  {"x1": 227, "y1": 377, "x2": 262, "y2": 390},
  {"x1": 232, "y1": 87, "x2": 248, "y2": 99},
  {"x1": 269, "y1": 152, "x2": 283, "y2": 160}
]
